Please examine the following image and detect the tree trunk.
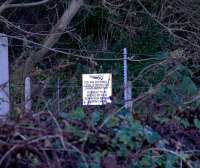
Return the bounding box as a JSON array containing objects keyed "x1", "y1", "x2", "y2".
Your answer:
[{"x1": 11, "y1": 0, "x2": 84, "y2": 114}]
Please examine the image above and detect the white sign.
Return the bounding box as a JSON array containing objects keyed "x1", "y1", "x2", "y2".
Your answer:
[{"x1": 82, "y1": 73, "x2": 112, "y2": 105}]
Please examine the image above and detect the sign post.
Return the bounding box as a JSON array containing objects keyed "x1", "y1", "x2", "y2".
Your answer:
[{"x1": 82, "y1": 73, "x2": 112, "y2": 105}]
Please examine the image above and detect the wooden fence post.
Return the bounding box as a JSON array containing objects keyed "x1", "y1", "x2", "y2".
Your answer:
[
  {"x1": 25, "y1": 77, "x2": 32, "y2": 112},
  {"x1": 0, "y1": 33, "x2": 10, "y2": 118}
]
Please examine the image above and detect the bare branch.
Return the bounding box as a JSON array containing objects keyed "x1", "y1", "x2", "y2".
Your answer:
[
  {"x1": 36, "y1": 0, "x2": 84, "y2": 60},
  {"x1": 11, "y1": 0, "x2": 84, "y2": 79},
  {"x1": 137, "y1": 0, "x2": 200, "y2": 49},
  {"x1": 0, "y1": 0, "x2": 13, "y2": 14},
  {"x1": 1, "y1": 0, "x2": 50, "y2": 10}
]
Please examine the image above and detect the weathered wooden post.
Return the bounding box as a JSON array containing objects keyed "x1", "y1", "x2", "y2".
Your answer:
[
  {"x1": 25, "y1": 77, "x2": 32, "y2": 112},
  {"x1": 0, "y1": 33, "x2": 10, "y2": 118}
]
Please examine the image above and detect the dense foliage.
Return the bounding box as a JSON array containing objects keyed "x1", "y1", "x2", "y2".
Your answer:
[{"x1": 0, "y1": 0, "x2": 200, "y2": 167}]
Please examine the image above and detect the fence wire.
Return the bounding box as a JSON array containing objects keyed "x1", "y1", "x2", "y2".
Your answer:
[{"x1": 0, "y1": 80, "x2": 150, "y2": 115}]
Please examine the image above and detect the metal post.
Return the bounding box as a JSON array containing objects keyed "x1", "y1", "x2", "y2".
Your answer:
[
  {"x1": 123, "y1": 48, "x2": 128, "y2": 109},
  {"x1": 0, "y1": 33, "x2": 10, "y2": 119},
  {"x1": 25, "y1": 77, "x2": 32, "y2": 112},
  {"x1": 127, "y1": 81, "x2": 133, "y2": 112},
  {"x1": 56, "y1": 79, "x2": 60, "y2": 114}
]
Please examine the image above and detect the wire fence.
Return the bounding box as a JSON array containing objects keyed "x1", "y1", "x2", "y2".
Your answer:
[
  {"x1": 0, "y1": 34, "x2": 173, "y2": 118},
  {"x1": 0, "y1": 77, "x2": 151, "y2": 116}
]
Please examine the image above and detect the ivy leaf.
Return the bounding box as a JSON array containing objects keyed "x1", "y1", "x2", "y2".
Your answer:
[
  {"x1": 175, "y1": 116, "x2": 190, "y2": 128},
  {"x1": 180, "y1": 77, "x2": 197, "y2": 96},
  {"x1": 59, "y1": 112, "x2": 68, "y2": 119},
  {"x1": 91, "y1": 111, "x2": 101, "y2": 126},
  {"x1": 69, "y1": 107, "x2": 85, "y2": 120},
  {"x1": 117, "y1": 128, "x2": 132, "y2": 145},
  {"x1": 117, "y1": 144, "x2": 128, "y2": 157},
  {"x1": 108, "y1": 117, "x2": 120, "y2": 127},
  {"x1": 66, "y1": 125, "x2": 85, "y2": 137},
  {"x1": 141, "y1": 153, "x2": 153, "y2": 167},
  {"x1": 164, "y1": 154, "x2": 178, "y2": 168},
  {"x1": 156, "y1": 139, "x2": 169, "y2": 148},
  {"x1": 194, "y1": 119, "x2": 200, "y2": 129},
  {"x1": 144, "y1": 127, "x2": 160, "y2": 144},
  {"x1": 90, "y1": 152, "x2": 101, "y2": 168},
  {"x1": 177, "y1": 64, "x2": 193, "y2": 76}
]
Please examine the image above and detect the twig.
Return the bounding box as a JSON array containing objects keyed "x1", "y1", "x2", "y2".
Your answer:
[
  {"x1": 98, "y1": 105, "x2": 125, "y2": 130},
  {"x1": 2, "y1": 0, "x2": 50, "y2": 9},
  {"x1": 0, "y1": 0, "x2": 13, "y2": 14},
  {"x1": 0, "y1": 144, "x2": 19, "y2": 166}
]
